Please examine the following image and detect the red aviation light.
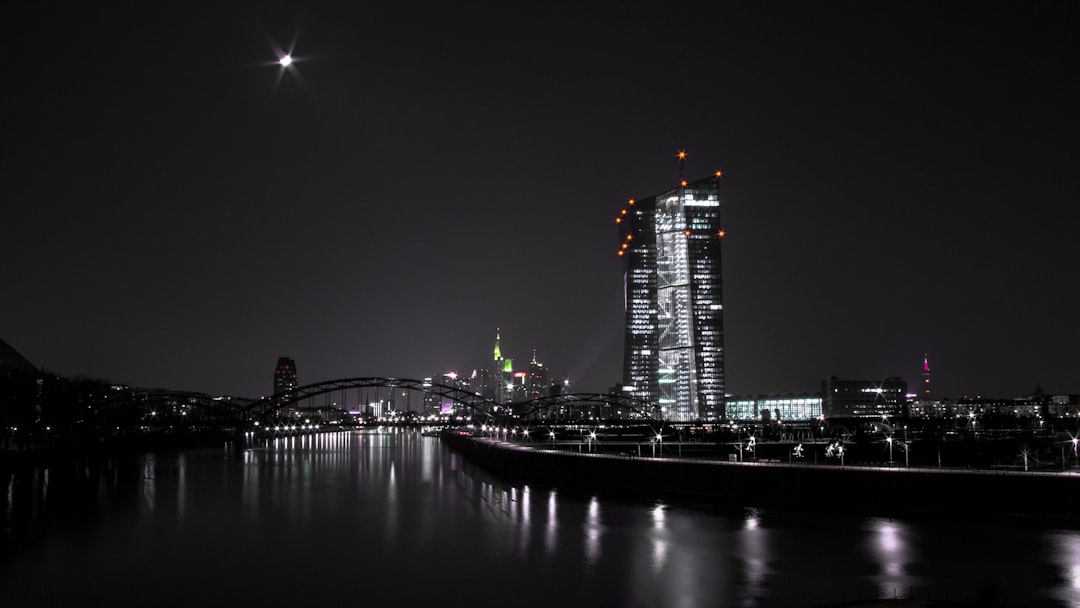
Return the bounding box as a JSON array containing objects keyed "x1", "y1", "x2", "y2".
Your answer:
[
  {"x1": 680, "y1": 179, "x2": 688, "y2": 187},
  {"x1": 715, "y1": 170, "x2": 724, "y2": 178},
  {"x1": 676, "y1": 150, "x2": 687, "y2": 161}
]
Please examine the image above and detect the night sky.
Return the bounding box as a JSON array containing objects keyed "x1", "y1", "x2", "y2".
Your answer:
[{"x1": 3, "y1": 1, "x2": 1077, "y2": 400}]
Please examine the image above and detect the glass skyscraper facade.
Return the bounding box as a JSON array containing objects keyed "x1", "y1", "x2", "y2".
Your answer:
[{"x1": 618, "y1": 174, "x2": 725, "y2": 421}]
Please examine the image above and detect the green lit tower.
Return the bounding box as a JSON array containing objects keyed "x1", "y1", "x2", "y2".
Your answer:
[{"x1": 493, "y1": 329, "x2": 513, "y2": 405}]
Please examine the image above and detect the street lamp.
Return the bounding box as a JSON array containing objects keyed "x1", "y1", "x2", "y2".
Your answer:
[{"x1": 827, "y1": 441, "x2": 844, "y2": 466}]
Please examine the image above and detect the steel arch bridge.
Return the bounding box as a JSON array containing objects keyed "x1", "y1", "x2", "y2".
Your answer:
[
  {"x1": 236, "y1": 377, "x2": 660, "y2": 425},
  {"x1": 241, "y1": 377, "x2": 499, "y2": 423}
]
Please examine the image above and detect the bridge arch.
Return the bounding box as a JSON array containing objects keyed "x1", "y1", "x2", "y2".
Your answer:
[
  {"x1": 237, "y1": 378, "x2": 661, "y2": 426},
  {"x1": 240, "y1": 377, "x2": 500, "y2": 423}
]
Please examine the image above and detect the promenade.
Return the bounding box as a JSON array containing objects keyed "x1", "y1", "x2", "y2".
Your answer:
[{"x1": 445, "y1": 432, "x2": 1080, "y2": 524}]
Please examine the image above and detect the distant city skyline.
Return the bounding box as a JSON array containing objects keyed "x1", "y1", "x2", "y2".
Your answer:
[{"x1": 3, "y1": 2, "x2": 1076, "y2": 400}]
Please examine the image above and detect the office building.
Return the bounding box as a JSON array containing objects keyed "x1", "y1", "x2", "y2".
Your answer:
[
  {"x1": 617, "y1": 170, "x2": 726, "y2": 421},
  {"x1": 527, "y1": 349, "x2": 548, "y2": 401},
  {"x1": 273, "y1": 357, "x2": 298, "y2": 399},
  {"x1": 821, "y1": 376, "x2": 907, "y2": 418},
  {"x1": 726, "y1": 393, "x2": 823, "y2": 421}
]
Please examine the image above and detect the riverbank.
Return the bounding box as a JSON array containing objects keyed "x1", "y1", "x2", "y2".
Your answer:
[{"x1": 443, "y1": 432, "x2": 1080, "y2": 525}]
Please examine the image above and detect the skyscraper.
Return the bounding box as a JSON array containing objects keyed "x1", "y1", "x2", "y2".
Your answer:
[
  {"x1": 273, "y1": 357, "x2": 298, "y2": 399},
  {"x1": 617, "y1": 169, "x2": 726, "y2": 421},
  {"x1": 492, "y1": 329, "x2": 512, "y2": 405},
  {"x1": 527, "y1": 349, "x2": 549, "y2": 401}
]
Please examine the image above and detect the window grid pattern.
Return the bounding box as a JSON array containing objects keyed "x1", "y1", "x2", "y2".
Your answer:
[{"x1": 619, "y1": 176, "x2": 725, "y2": 421}]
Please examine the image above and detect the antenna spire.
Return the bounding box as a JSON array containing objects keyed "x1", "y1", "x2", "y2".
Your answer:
[{"x1": 922, "y1": 353, "x2": 931, "y2": 397}]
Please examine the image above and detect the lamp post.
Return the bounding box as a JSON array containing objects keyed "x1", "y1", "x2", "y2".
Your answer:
[{"x1": 827, "y1": 442, "x2": 845, "y2": 466}]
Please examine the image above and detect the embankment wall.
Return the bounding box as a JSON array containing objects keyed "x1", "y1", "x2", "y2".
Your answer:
[{"x1": 443, "y1": 433, "x2": 1080, "y2": 524}]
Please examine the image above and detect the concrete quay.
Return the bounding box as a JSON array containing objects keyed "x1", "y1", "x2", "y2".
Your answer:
[{"x1": 442, "y1": 432, "x2": 1080, "y2": 525}]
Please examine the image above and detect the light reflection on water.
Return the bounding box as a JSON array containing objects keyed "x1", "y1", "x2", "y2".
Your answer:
[
  {"x1": 1056, "y1": 533, "x2": 1080, "y2": 608},
  {"x1": 651, "y1": 503, "x2": 668, "y2": 575},
  {"x1": 585, "y1": 495, "x2": 601, "y2": 565},
  {"x1": 1, "y1": 429, "x2": 1078, "y2": 608},
  {"x1": 740, "y1": 509, "x2": 769, "y2": 607},
  {"x1": 866, "y1": 517, "x2": 913, "y2": 597},
  {"x1": 545, "y1": 489, "x2": 557, "y2": 555}
]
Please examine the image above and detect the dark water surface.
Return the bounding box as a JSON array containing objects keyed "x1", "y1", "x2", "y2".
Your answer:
[{"x1": 3, "y1": 429, "x2": 1078, "y2": 607}]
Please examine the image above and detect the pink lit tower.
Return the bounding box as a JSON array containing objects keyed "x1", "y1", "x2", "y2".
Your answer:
[{"x1": 921, "y1": 354, "x2": 931, "y2": 397}]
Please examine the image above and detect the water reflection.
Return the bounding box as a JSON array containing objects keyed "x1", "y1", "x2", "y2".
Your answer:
[
  {"x1": 545, "y1": 490, "x2": 557, "y2": 555},
  {"x1": 865, "y1": 518, "x2": 913, "y2": 598},
  {"x1": 1054, "y1": 532, "x2": 1080, "y2": 607},
  {"x1": 585, "y1": 496, "x2": 601, "y2": 565},
  {"x1": 142, "y1": 454, "x2": 156, "y2": 512},
  {"x1": 517, "y1": 485, "x2": 531, "y2": 556},
  {"x1": 740, "y1": 508, "x2": 769, "y2": 604},
  {"x1": 2, "y1": 431, "x2": 1078, "y2": 608},
  {"x1": 651, "y1": 504, "x2": 668, "y2": 574},
  {"x1": 175, "y1": 451, "x2": 186, "y2": 520}
]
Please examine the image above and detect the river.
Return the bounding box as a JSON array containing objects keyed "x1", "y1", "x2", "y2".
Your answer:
[{"x1": 3, "y1": 429, "x2": 1078, "y2": 607}]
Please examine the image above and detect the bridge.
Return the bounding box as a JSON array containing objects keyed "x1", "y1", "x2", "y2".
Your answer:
[
  {"x1": 135, "y1": 377, "x2": 661, "y2": 428},
  {"x1": 241, "y1": 377, "x2": 661, "y2": 425}
]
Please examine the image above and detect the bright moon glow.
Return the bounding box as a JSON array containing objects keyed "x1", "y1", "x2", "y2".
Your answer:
[{"x1": 279, "y1": 55, "x2": 293, "y2": 67}]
